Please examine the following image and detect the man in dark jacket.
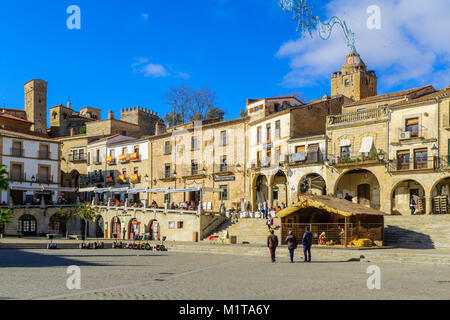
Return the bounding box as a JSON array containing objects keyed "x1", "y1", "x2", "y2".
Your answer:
[
  {"x1": 302, "y1": 227, "x2": 313, "y2": 262},
  {"x1": 285, "y1": 231, "x2": 298, "y2": 263},
  {"x1": 267, "y1": 230, "x2": 279, "y2": 263}
]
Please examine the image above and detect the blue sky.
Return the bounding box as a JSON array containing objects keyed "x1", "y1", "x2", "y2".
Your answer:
[{"x1": 0, "y1": 0, "x2": 448, "y2": 121}]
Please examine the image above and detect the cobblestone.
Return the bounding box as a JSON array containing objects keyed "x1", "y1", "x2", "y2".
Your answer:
[{"x1": 0, "y1": 249, "x2": 449, "y2": 300}]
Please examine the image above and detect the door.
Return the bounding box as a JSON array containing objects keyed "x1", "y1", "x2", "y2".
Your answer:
[
  {"x1": 111, "y1": 217, "x2": 121, "y2": 239},
  {"x1": 358, "y1": 184, "x2": 371, "y2": 206},
  {"x1": 18, "y1": 215, "x2": 37, "y2": 236}
]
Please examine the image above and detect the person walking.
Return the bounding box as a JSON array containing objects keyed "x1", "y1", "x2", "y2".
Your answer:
[
  {"x1": 302, "y1": 227, "x2": 313, "y2": 262},
  {"x1": 410, "y1": 197, "x2": 416, "y2": 215},
  {"x1": 267, "y1": 230, "x2": 279, "y2": 263},
  {"x1": 285, "y1": 231, "x2": 298, "y2": 263}
]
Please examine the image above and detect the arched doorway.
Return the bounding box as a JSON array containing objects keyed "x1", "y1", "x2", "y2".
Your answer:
[
  {"x1": 391, "y1": 180, "x2": 425, "y2": 215},
  {"x1": 299, "y1": 173, "x2": 326, "y2": 196},
  {"x1": 335, "y1": 169, "x2": 381, "y2": 210},
  {"x1": 128, "y1": 219, "x2": 140, "y2": 240},
  {"x1": 150, "y1": 220, "x2": 160, "y2": 241},
  {"x1": 96, "y1": 216, "x2": 104, "y2": 238},
  {"x1": 431, "y1": 177, "x2": 450, "y2": 214},
  {"x1": 271, "y1": 171, "x2": 288, "y2": 208},
  {"x1": 254, "y1": 174, "x2": 269, "y2": 210},
  {"x1": 18, "y1": 215, "x2": 37, "y2": 237},
  {"x1": 48, "y1": 214, "x2": 67, "y2": 236},
  {"x1": 111, "y1": 217, "x2": 121, "y2": 239}
]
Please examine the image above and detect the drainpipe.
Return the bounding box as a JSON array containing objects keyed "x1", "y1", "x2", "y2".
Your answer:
[
  {"x1": 386, "y1": 107, "x2": 391, "y2": 173},
  {"x1": 437, "y1": 97, "x2": 441, "y2": 169}
]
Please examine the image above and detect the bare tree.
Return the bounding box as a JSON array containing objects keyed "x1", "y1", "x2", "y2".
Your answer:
[
  {"x1": 190, "y1": 88, "x2": 218, "y2": 121},
  {"x1": 164, "y1": 85, "x2": 193, "y2": 124}
]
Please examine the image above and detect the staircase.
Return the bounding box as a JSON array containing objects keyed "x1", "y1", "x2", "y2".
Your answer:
[
  {"x1": 384, "y1": 215, "x2": 450, "y2": 249},
  {"x1": 204, "y1": 218, "x2": 281, "y2": 245}
]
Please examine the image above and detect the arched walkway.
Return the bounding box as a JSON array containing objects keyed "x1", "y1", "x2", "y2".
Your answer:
[
  {"x1": 391, "y1": 179, "x2": 426, "y2": 216},
  {"x1": 96, "y1": 216, "x2": 104, "y2": 238},
  {"x1": 299, "y1": 173, "x2": 327, "y2": 197},
  {"x1": 334, "y1": 169, "x2": 381, "y2": 210},
  {"x1": 128, "y1": 219, "x2": 140, "y2": 240},
  {"x1": 48, "y1": 214, "x2": 67, "y2": 236},
  {"x1": 111, "y1": 217, "x2": 121, "y2": 239},
  {"x1": 253, "y1": 174, "x2": 269, "y2": 210},
  {"x1": 271, "y1": 171, "x2": 288, "y2": 208},
  {"x1": 18, "y1": 215, "x2": 37, "y2": 236},
  {"x1": 150, "y1": 220, "x2": 160, "y2": 241},
  {"x1": 430, "y1": 177, "x2": 450, "y2": 214}
]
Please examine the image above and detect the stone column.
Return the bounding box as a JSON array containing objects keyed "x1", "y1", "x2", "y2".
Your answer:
[{"x1": 426, "y1": 196, "x2": 433, "y2": 215}]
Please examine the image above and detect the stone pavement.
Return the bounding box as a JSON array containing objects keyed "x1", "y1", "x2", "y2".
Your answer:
[
  {"x1": 1, "y1": 237, "x2": 450, "y2": 265},
  {"x1": 0, "y1": 249, "x2": 449, "y2": 300}
]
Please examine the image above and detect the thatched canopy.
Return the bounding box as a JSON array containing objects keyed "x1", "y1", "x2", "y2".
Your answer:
[{"x1": 277, "y1": 194, "x2": 387, "y2": 219}]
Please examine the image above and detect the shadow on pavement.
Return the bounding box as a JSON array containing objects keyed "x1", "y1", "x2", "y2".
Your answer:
[
  {"x1": 0, "y1": 250, "x2": 166, "y2": 268},
  {"x1": 384, "y1": 226, "x2": 435, "y2": 249}
]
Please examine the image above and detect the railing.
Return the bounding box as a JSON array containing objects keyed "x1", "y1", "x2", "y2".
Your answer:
[
  {"x1": 106, "y1": 157, "x2": 116, "y2": 165},
  {"x1": 10, "y1": 148, "x2": 24, "y2": 157},
  {"x1": 69, "y1": 154, "x2": 86, "y2": 162},
  {"x1": 330, "y1": 153, "x2": 383, "y2": 167},
  {"x1": 328, "y1": 107, "x2": 388, "y2": 126},
  {"x1": 93, "y1": 158, "x2": 102, "y2": 165},
  {"x1": 289, "y1": 151, "x2": 323, "y2": 165},
  {"x1": 38, "y1": 151, "x2": 51, "y2": 160},
  {"x1": 88, "y1": 175, "x2": 104, "y2": 183},
  {"x1": 213, "y1": 164, "x2": 238, "y2": 175},
  {"x1": 159, "y1": 171, "x2": 176, "y2": 180},
  {"x1": 281, "y1": 223, "x2": 353, "y2": 246},
  {"x1": 10, "y1": 173, "x2": 27, "y2": 182},
  {"x1": 36, "y1": 175, "x2": 55, "y2": 184},
  {"x1": 389, "y1": 159, "x2": 436, "y2": 172}
]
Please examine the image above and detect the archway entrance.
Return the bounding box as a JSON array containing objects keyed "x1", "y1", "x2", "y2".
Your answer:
[
  {"x1": 128, "y1": 219, "x2": 140, "y2": 240},
  {"x1": 431, "y1": 177, "x2": 450, "y2": 214},
  {"x1": 48, "y1": 214, "x2": 67, "y2": 236},
  {"x1": 18, "y1": 215, "x2": 37, "y2": 236},
  {"x1": 391, "y1": 180, "x2": 425, "y2": 215},
  {"x1": 272, "y1": 171, "x2": 288, "y2": 208},
  {"x1": 335, "y1": 169, "x2": 381, "y2": 210},
  {"x1": 299, "y1": 173, "x2": 326, "y2": 197},
  {"x1": 111, "y1": 217, "x2": 121, "y2": 239},
  {"x1": 96, "y1": 216, "x2": 104, "y2": 238},
  {"x1": 150, "y1": 220, "x2": 160, "y2": 241},
  {"x1": 254, "y1": 174, "x2": 269, "y2": 210}
]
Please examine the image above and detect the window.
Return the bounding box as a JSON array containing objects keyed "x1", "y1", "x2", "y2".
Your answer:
[
  {"x1": 191, "y1": 136, "x2": 198, "y2": 150},
  {"x1": 397, "y1": 150, "x2": 410, "y2": 170},
  {"x1": 220, "y1": 156, "x2": 227, "y2": 172},
  {"x1": 220, "y1": 131, "x2": 227, "y2": 146},
  {"x1": 87, "y1": 152, "x2": 91, "y2": 165},
  {"x1": 12, "y1": 141, "x2": 23, "y2": 157},
  {"x1": 414, "y1": 149, "x2": 428, "y2": 169},
  {"x1": 191, "y1": 160, "x2": 199, "y2": 175},
  {"x1": 177, "y1": 221, "x2": 184, "y2": 229},
  {"x1": 95, "y1": 149, "x2": 100, "y2": 163},
  {"x1": 275, "y1": 147, "x2": 281, "y2": 162},
  {"x1": 134, "y1": 167, "x2": 139, "y2": 175},
  {"x1": 11, "y1": 163, "x2": 23, "y2": 181},
  {"x1": 257, "y1": 151, "x2": 261, "y2": 165},
  {"x1": 39, "y1": 144, "x2": 50, "y2": 159},
  {"x1": 164, "y1": 141, "x2": 171, "y2": 154},
  {"x1": 266, "y1": 123, "x2": 272, "y2": 142},
  {"x1": 134, "y1": 145, "x2": 140, "y2": 154},
  {"x1": 109, "y1": 149, "x2": 115, "y2": 157},
  {"x1": 164, "y1": 164, "x2": 171, "y2": 178},
  {"x1": 275, "y1": 121, "x2": 281, "y2": 139},
  {"x1": 406, "y1": 118, "x2": 419, "y2": 138},
  {"x1": 340, "y1": 146, "x2": 351, "y2": 159},
  {"x1": 38, "y1": 166, "x2": 50, "y2": 183},
  {"x1": 220, "y1": 185, "x2": 228, "y2": 201},
  {"x1": 257, "y1": 127, "x2": 262, "y2": 144},
  {"x1": 122, "y1": 147, "x2": 127, "y2": 155},
  {"x1": 273, "y1": 188, "x2": 279, "y2": 201},
  {"x1": 274, "y1": 103, "x2": 280, "y2": 113},
  {"x1": 266, "y1": 147, "x2": 272, "y2": 162},
  {"x1": 345, "y1": 80, "x2": 350, "y2": 87}
]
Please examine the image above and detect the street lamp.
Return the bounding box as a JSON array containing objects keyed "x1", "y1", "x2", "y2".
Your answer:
[
  {"x1": 431, "y1": 144, "x2": 438, "y2": 170},
  {"x1": 377, "y1": 150, "x2": 385, "y2": 162}
]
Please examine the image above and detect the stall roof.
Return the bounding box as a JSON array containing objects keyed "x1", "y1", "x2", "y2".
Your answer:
[{"x1": 277, "y1": 194, "x2": 387, "y2": 218}]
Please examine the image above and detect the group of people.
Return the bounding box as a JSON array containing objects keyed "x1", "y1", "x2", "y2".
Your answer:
[
  {"x1": 260, "y1": 201, "x2": 286, "y2": 219},
  {"x1": 267, "y1": 227, "x2": 313, "y2": 263}
]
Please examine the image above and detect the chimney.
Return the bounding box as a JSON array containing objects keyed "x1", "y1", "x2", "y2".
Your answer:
[
  {"x1": 67, "y1": 100, "x2": 72, "y2": 108},
  {"x1": 108, "y1": 111, "x2": 114, "y2": 120}
]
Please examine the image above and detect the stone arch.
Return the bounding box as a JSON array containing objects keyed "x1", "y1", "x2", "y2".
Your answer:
[
  {"x1": 270, "y1": 170, "x2": 288, "y2": 208},
  {"x1": 253, "y1": 174, "x2": 269, "y2": 210},
  {"x1": 110, "y1": 216, "x2": 121, "y2": 239},
  {"x1": 298, "y1": 173, "x2": 327, "y2": 197},
  {"x1": 391, "y1": 179, "x2": 426, "y2": 216},
  {"x1": 48, "y1": 214, "x2": 67, "y2": 236},
  {"x1": 95, "y1": 215, "x2": 105, "y2": 238},
  {"x1": 18, "y1": 214, "x2": 37, "y2": 236},
  {"x1": 334, "y1": 168, "x2": 381, "y2": 210}
]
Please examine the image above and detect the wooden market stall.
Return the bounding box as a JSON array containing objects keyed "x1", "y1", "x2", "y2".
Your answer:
[{"x1": 277, "y1": 194, "x2": 386, "y2": 247}]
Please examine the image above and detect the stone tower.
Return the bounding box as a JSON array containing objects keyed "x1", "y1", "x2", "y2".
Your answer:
[
  {"x1": 24, "y1": 79, "x2": 48, "y2": 134},
  {"x1": 120, "y1": 106, "x2": 163, "y2": 136},
  {"x1": 331, "y1": 52, "x2": 377, "y2": 101}
]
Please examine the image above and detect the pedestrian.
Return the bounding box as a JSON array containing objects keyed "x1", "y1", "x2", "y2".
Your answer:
[
  {"x1": 410, "y1": 197, "x2": 416, "y2": 215},
  {"x1": 263, "y1": 201, "x2": 268, "y2": 219},
  {"x1": 122, "y1": 228, "x2": 126, "y2": 240},
  {"x1": 344, "y1": 193, "x2": 353, "y2": 202},
  {"x1": 267, "y1": 230, "x2": 279, "y2": 263},
  {"x1": 302, "y1": 227, "x2": 313, "y2": 262},
  {"x1": 266, "y1": 217, "x2": 271, "y2": 230},
  {"x1": 285, "y1": 231, "x2": 298, "y2": 263}
]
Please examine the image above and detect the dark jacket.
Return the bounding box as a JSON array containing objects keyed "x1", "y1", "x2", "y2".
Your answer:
[
  {"x1": 285, "y1": 235, "x2": 298, "y2": 250},
  {"x1": 267, "y1": 234, "x2": 279, "y2": 249},
  {"x1": 302, "y1": 231, "x2": 313, "y2": 247}
]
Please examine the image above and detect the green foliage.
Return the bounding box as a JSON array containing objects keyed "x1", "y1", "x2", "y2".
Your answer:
[
  {"x1": 0, "y1": 209, "x2": 12, "y2": 237},
  {"x1": 79, "y1": 126, "x2": 87, "y2": 135},
  {"x1": 74, "y1": 203, "x2": 100, "y2": 239},
  {"x1": 164, "y1": 112, "x2": 184, "y2": 127},
  {"x1": 240, "y1": 108, "x2": 248, "y2": 118},
  {"x1": 205, "y1": 107, "x2": 225, "y2": 121},
  {"x1": 0, "y1": 164, "x2": 10, "y2": 191}
]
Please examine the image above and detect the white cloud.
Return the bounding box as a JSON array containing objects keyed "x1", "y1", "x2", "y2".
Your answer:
[
  {"x1": 141, "y1": 13, "x2": 149, "y2": 21},
  {"x1": 132, "y1": 58, "x2": 190, "y2": 79},
  {"x1": 276, "y1": 0, "x2": 450, "y2": 90}
]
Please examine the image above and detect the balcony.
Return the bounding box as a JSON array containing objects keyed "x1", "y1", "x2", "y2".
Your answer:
[
  {"x1": 36, "y1": 175, "x2": 55, "y2": 184},
  {"x1": 181, "y1": 166, "x2": 206, "y2": 180},
  {"x1": 330, "y1": 153, "x2": 383, "y2": 168},
  {"x1": 289, "y1": 151, "x2": 323, "y2": 166},
  {"x1": 38, "y1": 151, "x2": 51, "y2": 160},
  {"x1": 106, "y1": 176, "x2": 114, "y2": 184},
  {"x1": 129, "y1": 174, "x2": 140, "y2": 184},
  {"x1": 214, "y1": 164, "x2": 238, "y2": 176},
  {"x1": 119, "y1": 154, "x2": 130, "y2": 163},
  {"x1": 10, "y1": 148, "x2": 24, "y2": 157},
  {"x1": 88, "y1": 175, "x2": 104, "y2": 184},
  {"x1": 327, "y1": 107, "x2": 388, "y2": 127},
  {"x1": 390, "y1": 159, "x2": 435, "y2": 172},
  {"x1": 10, "y1": 173, "x2": 27, "y2": 182},
  {"x1": 69, "y1": 154, "x2": 86, "y2": 162},
  {"x1": 93, "y1": 157, "x2": 102, "y2": 165},
  {"x1": 106, "y1": 156, "x2": 116, "y2": 165},
  {"x1": 117, "y1": 174, "x2": 128, "y2": 184},
  {"x1": 130, "y1": 153, "x2": 141, "y2": 162}
]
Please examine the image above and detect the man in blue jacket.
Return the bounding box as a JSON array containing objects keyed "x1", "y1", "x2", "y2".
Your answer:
[{"x1": 302, "y1": 227, "x2": 313, "y2": 262}]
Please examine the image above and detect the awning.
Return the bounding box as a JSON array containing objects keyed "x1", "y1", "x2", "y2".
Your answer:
[
  {"x1": 340, "y1": 139, "x2": 351, "y2": 147},
  {"x1": 10, "y1": 185, "x2": 76, "y2": 192},
  {"x1": 359, "y1": 136, "x2": 374, "y2": 153},
  {"x1": 165, "y1": 187, "x2": 224, "y2": 194},
  {"x1": 79, "y1": 187, "x2": 96, "y2": 193}
]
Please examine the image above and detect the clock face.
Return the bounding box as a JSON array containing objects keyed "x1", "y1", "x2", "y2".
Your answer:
[{"x1": 347, "y1": 57, "x2": 354, "y2": 65}]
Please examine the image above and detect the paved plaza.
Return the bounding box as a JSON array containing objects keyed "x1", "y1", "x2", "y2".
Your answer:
[{"x1": 0, "y1": 249, "x2": 449, "y2": 300}]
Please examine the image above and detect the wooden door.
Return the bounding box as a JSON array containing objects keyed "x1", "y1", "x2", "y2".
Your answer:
[{"x1": 358, "y1": 184, "x2": 371, "y2": 206}]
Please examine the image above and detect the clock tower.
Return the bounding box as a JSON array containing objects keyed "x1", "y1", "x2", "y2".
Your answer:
[
  {"x1": 24, "y1": 79, "x2": 48, "y2": 134},
  {"x1": 331, "y1": 51, "x2": 377, "y2": 101}
]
